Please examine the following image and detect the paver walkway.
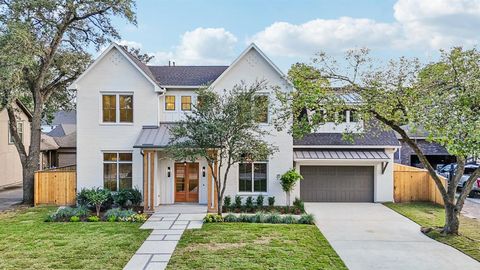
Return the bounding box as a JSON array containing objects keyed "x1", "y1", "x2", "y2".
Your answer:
[
  {"x1": 124, "y1": 204, "x2": 206, "y2": 270},
  {"x1": 306, "y1": 203, "x2": 480, "y2": 270}
]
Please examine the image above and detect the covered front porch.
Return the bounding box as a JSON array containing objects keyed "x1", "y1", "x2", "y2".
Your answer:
[{"x1": 134, "y1": 125, "x2": 219, "y2": 213}]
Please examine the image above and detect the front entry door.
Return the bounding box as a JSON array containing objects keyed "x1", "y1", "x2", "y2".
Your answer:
[{"x1": 175, "y1": 163, "x2": 199, "y2": 203}]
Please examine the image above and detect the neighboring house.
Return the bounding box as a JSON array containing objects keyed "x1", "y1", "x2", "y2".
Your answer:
[
  {"x1": 394, "y1": 125, "x2": 455, "y2": 169},
  {"x1": 40, "y1": 111, "x2": 77, "y2": 169},
  {"x1": 0, "y1": 100, "x2": 31, "y2": 188},
  {"x1": 71, "y1": 42, "x2": 396, "y2": 212}
]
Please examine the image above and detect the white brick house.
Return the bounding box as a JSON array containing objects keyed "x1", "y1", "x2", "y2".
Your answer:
[{"x1": 71, "y1": 42, "x2": 398, "y2": 212}]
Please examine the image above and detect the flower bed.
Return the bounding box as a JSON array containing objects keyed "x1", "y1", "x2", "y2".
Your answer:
[
  {"x1": 45, "y1": 187, "x2": 148, "y2": 223},
  {"x1": 203, "y1": 212, "x2": 315, "y2": 225},
  {"x1": 222, "y1": 195, "x2": 306, "y2": 214}
]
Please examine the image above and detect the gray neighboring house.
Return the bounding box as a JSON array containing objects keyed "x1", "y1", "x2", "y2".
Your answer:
[
  {"x1": 40, "y1": 111, "x2": 77, "y2": 169},
  {"x1": 394, "y1": 125, "x2": 455, "y2": 169}
]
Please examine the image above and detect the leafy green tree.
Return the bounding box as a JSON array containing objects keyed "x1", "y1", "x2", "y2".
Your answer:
[
  {"x1": 279, "y1": 169, "x2": 303, "y2": 207},
  {"x1": 0, "y1": 0, "x2": 136, "y2": 204},
  {"x1": 83, "y1": 188, "x2": 111, "y2": 217},
  {"x1": 168, "y1": 81, "x2": 277, "y2": 214},
  {"x1": 281, "y1": 47, "x2": 480, "y2": 235}
]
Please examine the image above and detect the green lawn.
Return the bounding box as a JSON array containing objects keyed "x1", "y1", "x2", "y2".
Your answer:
[
  {"x1": 385, "y1": 202, "x2": 480, "y2": 261},
  {"x1": 167, "y1": 223, "x2": 346, "y2": 270},
  {"x1": 0, "y1": 207, "x2": 150, "y2": 269}
]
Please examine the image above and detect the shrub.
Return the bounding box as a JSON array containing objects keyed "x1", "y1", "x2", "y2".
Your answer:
[
  {"x1": 223, "y1": 196, "x2": 232, "y2": 210},
  {"x1": 70, "y1": 216, "x2": 80, "y2": 222},
  {"x1": 268, "y1": 196, "x2": 275, "y2": 207},
  {"x1": 293, "y1": 198, "x2": 305, "y2": 212},
  {"x1": 87, "y1": 216, "x2": 100, "y2": 222},
  {"x1": 223, "y1": 213, "x2": 238, "y2": 222},
  {"x1": 298, "y1": 214, "x2": 315, "y2": 224},
  {"x1": 252, "y1": 212, "x2": 268, "y2": 223},
  {"x1": 282, "y1": 215, "x2": 297, "y2": 224},
  {"x1": 44, "y1": 215, "x2": 55, "y2": 222},
  {"x1": 256, "y1": 195, "x2": 264, "y2": 207},
  {"x1": 245, "y1": 196, "x2": 254, "y2": 209},
  {"x1": 238, "y1": 214, "x2": 251, "y2": 222},
  {"x1": 123, "y1": 213, "x2": 147, "y2": 223},
  {"x1": 105, "y1": 208, "x2": 135, "y2": 222},
  {"x1": 234, "y1": 195, "x2": 242, "y2": 209},
  {"x1": 268, "y1": 212, "x2": 282, "y2": 224},
  {"x1": 203, "y1": 214, "x2": 224, "y2": 223},
  {"x1": 82, "y1": 188, "x2": 111, "y2": 216},
  {"x1": 78, "y1": 188, "x2": 113, "y2": 210},
  {"x1": 48, "y1": 206, "x2": 91, "y2": 222},
  {"x1": 112, "y1": 188, "x2": 142, "y2": 208}
]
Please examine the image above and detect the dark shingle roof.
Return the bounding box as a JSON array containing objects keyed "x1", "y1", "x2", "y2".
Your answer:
[
  {"x1": 53, "y1": 131, "x2": 76, "y2": 148},
  {"x1": 294, "y1": 129, "x2": 399, "y2": 147},
  {"x1": 117, "y1": 45, "x2": 160, "y2": 87},
  {"x1": 44, "y1": 111, "x2": 76, "y2": 126},
  {"x1": 147, "y1": 66, "x2": 228, "y2": 86}
]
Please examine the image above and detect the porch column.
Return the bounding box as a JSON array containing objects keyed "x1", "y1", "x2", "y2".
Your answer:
[
  {"x1": 143, "y1": 150, "x2": 156, "y2": 212},
  {"x1": 207, "y1": 152, "x2": 218, "y2": 213}
]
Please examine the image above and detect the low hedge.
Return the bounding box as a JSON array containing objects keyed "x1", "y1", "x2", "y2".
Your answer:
[
  {"x1": 203, "y1": 212, "x2": 315, "y2": 225},
  {"x1": 45, "y1": 206, "x2": 147, "y2": 223}
]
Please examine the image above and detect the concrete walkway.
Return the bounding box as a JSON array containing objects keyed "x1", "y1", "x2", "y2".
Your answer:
[
  {"x1": 306, "y1": 203, "x2": 480, "y2": 270},
  {"x1": 124, "y1": 204, "x2": 206, "y2": 270}
]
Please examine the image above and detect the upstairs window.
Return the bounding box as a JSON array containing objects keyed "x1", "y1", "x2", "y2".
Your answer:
[
  {"x1": 102, "y1": 94, "x2": 133, "y2": 123},
  {"x1": 119, "y1": 95, "x2": 133, "y2": 123},
  {"x1": 8, "y1": 121, "x2": 23, "y2": 144},
  {"x1": 165, "y1": 95, "x2": 176, "y2": 111},
  {"x1": 181, "y1": 96, "x2": 192, "y2": 111},
  {"x1": 254, "y1": 95, "x2": 269, "y2": 123}
]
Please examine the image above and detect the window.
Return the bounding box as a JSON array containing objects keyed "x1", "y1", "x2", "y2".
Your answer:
[
  {"x1": 103, "y1": 152, "x2": 132, "y2": 191},
  {"x1": 254, "y1": 95, "x2": 269, "y2": 123},
  {"x1": 102, "y1": 94, "x2": 133, "y2": 123},
  {"x1": 119, "y1": 95, "x2": 133, "y2": 122},
  {"x1": 102, "y1": 95, "x2": 116, "y2": 122},
  {"x1": 239, "y1": 162, "x2": 267, "y2": 192},
  {"x1": 165, "y1": 95, "x2": 176, "y2": 111},
  {"x1": 181, "y1": 96, "x2": 192, "y2": 111},
  {"x1": 8, "y1": 122, "x2": 23, "y2": 144}
]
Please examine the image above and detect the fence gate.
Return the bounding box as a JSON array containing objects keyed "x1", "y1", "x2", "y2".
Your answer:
[{"x1": 34, "y1": 165, "x2": 76, "y2": 206}]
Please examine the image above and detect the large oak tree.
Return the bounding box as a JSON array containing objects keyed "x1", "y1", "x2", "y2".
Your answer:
[
  {"x1": 0, "y1": 0, "x2": 136, "y2": 204},
  {"x1": 282, "y1": 47, "x2": 480, "y2": 235}
]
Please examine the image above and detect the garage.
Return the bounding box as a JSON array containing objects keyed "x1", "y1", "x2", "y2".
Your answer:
[{"x1": 300, "y1": 166, "x2": 374, "y2": 202}]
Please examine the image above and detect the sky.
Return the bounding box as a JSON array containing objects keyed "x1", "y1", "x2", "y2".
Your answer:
[{"x1": 109, "y1": 0, "x2": 480, "y2": 72}]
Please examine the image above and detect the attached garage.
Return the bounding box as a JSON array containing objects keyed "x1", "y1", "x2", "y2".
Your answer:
[{"x1": 300, "y1": 166, "x2": 374, "y2": 202}]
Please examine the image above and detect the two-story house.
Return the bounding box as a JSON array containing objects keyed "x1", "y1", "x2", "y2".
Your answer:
[{"x1": 71, "y1": 43, "x2": 397, "y2": 212}]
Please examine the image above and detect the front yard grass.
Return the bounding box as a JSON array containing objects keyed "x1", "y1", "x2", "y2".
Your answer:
[
  {"x1": 385, "y1": 202, "x2": 480, "y2": 261},
  {"x1": 167, "y1": 223, "x2": 346, "y2": 270},
  {"x1": 0, "y1": 206, "x2": 150, "y2": 269}
]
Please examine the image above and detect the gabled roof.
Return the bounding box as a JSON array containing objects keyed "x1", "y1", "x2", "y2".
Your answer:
[
  {"x1": 53, "y1": 131, "x2": 76, "y2": 148},
  {"x1": 68, "y1": 43, "x2": 163, "y2": 92},
  {"x1": 210, "y1": 43, "x2": 292, "y2": 88},
  {"x1": 42, "y1": 110, "x2": 76, "y2": 126},
  {"x1": 40, "y1": 133, "x2": 59, "y2": 151},
  {"x1": 47, "y1": 124, "x2": 76, "y2": 137},
  {"x1": 148, "y1": 66, "x2": 228, "y2": 87}
]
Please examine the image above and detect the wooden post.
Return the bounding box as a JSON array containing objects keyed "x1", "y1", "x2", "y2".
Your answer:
[
  {"x1": 143, "y1": 151, "x2": 149, "y2": 212},
  {"x1": 150, "y1": 151, "x2": 155, "y2": 211}
]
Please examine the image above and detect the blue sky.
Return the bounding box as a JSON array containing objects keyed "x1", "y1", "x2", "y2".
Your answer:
[{"x1": 110, "y1": 0, "x2": 480, "y2": 71}]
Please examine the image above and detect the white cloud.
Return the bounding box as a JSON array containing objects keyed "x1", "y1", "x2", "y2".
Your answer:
[
  {"x1": 149, "y1": 28, "x2": 238, "y2": 65},
  {"x1": 118, "y1": 40, "x2": 143, "y2": 49},
  {"x1": 249, "y1": 0, "x2": 480, "y2": 57}
]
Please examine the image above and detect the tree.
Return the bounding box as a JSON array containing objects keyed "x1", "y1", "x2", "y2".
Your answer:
[
  {"x1": 120, "y1": 45, "x2": 154, "y2": 64},
  {"x1": 279, "y1": 169, "x2": 303, "y2": 207},
  {"x1": 168, "y1": 81, "x2": 277, "y2": 214},
  {"x1": 0, "y1": 0, "x2": 136, "y2": 204},
  {"x1": 83, "y1": 188, "x2": 110, "y2": 217},
  {"x1": 282, "y1": 48, "x2": 480, "y2": 235}
]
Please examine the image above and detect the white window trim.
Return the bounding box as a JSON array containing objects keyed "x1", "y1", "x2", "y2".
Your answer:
[
  {"x1": 164, "y1": 95, "x2": 177, "y2": 112},
  {"x1": 180, "y1": 95, "x2": 193, "y2": 111},
  {"x1": 102, "y1": 151, "x2": 133, "y2": 191},
  {"x1": 99, "y1": 92, "x2": 134, "y2": 125},
  {"x1": 238, "y1": 161, "x2": 268, "y2": 193},
  {"x1": 8, "y1": 121, "x2": 24, "y2": 145}
]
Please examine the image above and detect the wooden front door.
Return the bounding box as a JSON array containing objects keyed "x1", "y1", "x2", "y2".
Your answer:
[{"x1": 175, "y1": 163, "x2": 199, "y2": 203}]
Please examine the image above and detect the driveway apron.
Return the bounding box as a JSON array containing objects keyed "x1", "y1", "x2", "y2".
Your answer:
[{"x1": 306, "y1": 203, "x2": 480, "y2": 270}]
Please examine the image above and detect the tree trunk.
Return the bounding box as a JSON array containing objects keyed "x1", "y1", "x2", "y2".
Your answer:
[
  {"x1": 22, "y1": 166, "x2": 35, "y2": 205},
  {"x1": 217, "y1": 197, "x2": 223, "y2": 215},
  {"x1": 286, "y1": 191, "x2": 291, "y2": 207},
  {"x1": 443, "y1": 203, "x2": 460, "y2": 235}
]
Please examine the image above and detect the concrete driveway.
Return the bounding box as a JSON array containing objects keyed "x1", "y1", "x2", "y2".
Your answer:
[
  {"x1": 0, "y1": 185, "x2": 22, "y2": 212},
  {"x1": 306, "y1": 203, "x2": 480, "y2": 270}
]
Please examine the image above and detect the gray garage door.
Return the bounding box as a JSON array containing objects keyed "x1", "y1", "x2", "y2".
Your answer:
[{"x1": 300, "y1": 166, "x2": 374, "y2": 202}]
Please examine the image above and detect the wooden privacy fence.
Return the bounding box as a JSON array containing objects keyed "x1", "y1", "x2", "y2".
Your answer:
[
  {"x1": 34, "y1": 165, "x2": 76, "y2": 206},
  {"x1": 393, "y1": 163, "x2": 446, "y2": 205}
]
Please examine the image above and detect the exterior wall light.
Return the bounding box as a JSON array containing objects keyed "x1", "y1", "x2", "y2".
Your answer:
[
  {"x1": 202, "y1": 166, "x2": 206, "y2": 177},
  {"x1": 167, "y1": 166, "x2": 171, "y2": 178}
]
